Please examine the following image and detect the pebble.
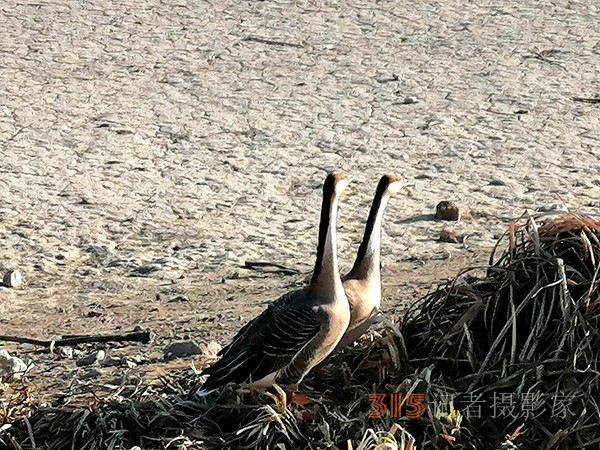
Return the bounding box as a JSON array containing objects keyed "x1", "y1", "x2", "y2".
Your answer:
[
  {"x1": 536, "y1": 204, "x2": 566, "y2": 213},
  {"x1": 76, "y1": 350, "x2": 105, "y2": 367},
  {"x1": 130, "y1": 355, "x2": 145, "y2": 364},
  {"x1": 435, "y1": 201, "x2": 460, "y2": 221},
  {"x1": 402, "y1": 96, "x2": 419, "y2": 104},
  {"x1": 163, "y1": 340, "x2": 203, "y2": 359},
  {"x1": 100, "y1": 355, "x2": 121, "y2": 367},
  {"x1": 0, "y1": 349, "x2": 28, "y2": 380},
  {"x1": 58, "y1": 346, "x2": 74, "y2": 359}
]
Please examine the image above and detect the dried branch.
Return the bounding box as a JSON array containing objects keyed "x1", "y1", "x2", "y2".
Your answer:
[{"x1": 0, "y1": 331, "x2": 153, "y2": 348}]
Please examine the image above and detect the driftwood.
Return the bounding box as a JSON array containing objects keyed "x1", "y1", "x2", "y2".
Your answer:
[
  {"x1": 0, "y1": 330, "x2": 152, "y2": 348},
  {"x1": 572, "y1": 96, "x2": 600, "y2": 104}
]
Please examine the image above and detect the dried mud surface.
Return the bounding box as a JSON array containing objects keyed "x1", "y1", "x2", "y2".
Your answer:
[{"x1": 0, "y1": 0, "x2": 599, "y2": 398}]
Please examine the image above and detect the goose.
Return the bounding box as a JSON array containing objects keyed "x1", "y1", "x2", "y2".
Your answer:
[
  {"x1": 335, "y1": 174, "x2": 405, "y2": 352},
  {"x1": 198, "y1": 172, "x2": 350, "y2": 394}
]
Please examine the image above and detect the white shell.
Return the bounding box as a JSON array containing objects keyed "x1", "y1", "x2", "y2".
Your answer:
[{"x1": 2, "y1": 270, "x2": 22, "y2": 287}]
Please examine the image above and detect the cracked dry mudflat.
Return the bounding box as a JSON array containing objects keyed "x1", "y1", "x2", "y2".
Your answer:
[{"x1": 0, "y1": 0, "x2": 598, "y2": 399}]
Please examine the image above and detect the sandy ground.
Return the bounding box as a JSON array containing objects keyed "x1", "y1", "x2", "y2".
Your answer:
[{"x1": 0, "y1": 0, "x2": 599, "y2": 402}]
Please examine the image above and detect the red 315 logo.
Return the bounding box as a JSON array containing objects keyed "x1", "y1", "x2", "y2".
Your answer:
[{"x1": 368, "y1": 393, "x2": 426, "y2": 419}]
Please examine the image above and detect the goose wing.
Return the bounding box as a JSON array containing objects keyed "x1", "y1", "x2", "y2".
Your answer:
[{"x1": 201, "y1": 292, "x2": 324, "y2": 390}]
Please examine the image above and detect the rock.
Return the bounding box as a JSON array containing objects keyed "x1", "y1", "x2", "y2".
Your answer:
[
  {"x1": 163, "y1": 340, "x2": 203, "y2": 359},
  {"x1": 0, "y1": 349, "x2": 28, "y2": 380},
  {"x1": 130, "y1": 355, "x2": 145, "y2": 364},
  {"x1": 402, "y1": 96, "x2": 419, "y2": 104},
  {"x1": 435, "y1": 201, "x2": 460, "y2": 221},
  {"x1": 536, "y1": 203, "x2": 566, "y2": 213},
  {"x1": 76, "y1": 350, "x2": 105, "y2": 367},
  {"x1": 100, "y1": 355, "x2": 121, "y2": 367},
  {"x1": 58, "y1": 346, "x2": 74, "y2": 359},
  {"x1": 2, "y1": 270, "x2": 23, "y2": 287}
]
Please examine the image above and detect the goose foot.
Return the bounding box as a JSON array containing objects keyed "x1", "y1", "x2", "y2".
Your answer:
[{"x1": 265, "y1": 384, "x2": 313, "y2": 410}]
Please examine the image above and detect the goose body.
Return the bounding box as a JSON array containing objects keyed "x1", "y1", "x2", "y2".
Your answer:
[
  {"x1": 199, "y1": 172, "x2": 350, "y2": 392},
  {"x1": 335, "y1": 175, "x2": 404, "y2": 352}
]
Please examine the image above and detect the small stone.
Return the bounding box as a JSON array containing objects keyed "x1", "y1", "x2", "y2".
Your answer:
[
  {"x1": 434, "y1": 201, "x2": 460, "y2": 221},
  {"x1": 536, "y1": 203, "x2": 565, "y2": 212},
  {"x1": 0, "y1": 349, "x2": 28, "y2": 380},
  {"x1": 121, "y1": 358, "x2": 137, "y2": 368},
  {"x1": 58, "y1": 346, "x2": 74, "y2": 359},
  {"x1": 129, "y1": 355, "x2": 145, "y2": 364},
  {"x1": 163, "y1": 340, "x2": 203, "y2": 359},
  {"x1": 100, "y1": 355, "x2": 121, "y2": 367},
  {"x1": 439, "y1": 227, "x2": 460, "y2": 243},
  {"x1": 76, "y1": 350, "x2": 105, "y2": 367},
  {"x1": 2, "y1": 270, "x2": 23, "y2": 287}
]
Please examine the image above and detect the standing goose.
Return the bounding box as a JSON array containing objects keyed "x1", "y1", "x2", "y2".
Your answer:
[
  {"x1": 199, "y1": 172, "x2": 350, "y2": 393},
  {"x1": 335, "y1": 175, "x2": 405, "y2": 352}
]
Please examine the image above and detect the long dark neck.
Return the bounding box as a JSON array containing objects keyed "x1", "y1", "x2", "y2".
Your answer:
[
  {"x1": 348, "y1": 180, "x2": 389, "y2": 280},
  {"x1": 310, "y1": 176, "x2": 341, "y2": 292}
]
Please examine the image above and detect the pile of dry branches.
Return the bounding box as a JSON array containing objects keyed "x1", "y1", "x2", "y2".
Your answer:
[
  {"x1": 2, "y1": 214, "x2": 599, "y2": 449},
  {"x1": 396, "y1": 213, "x2": 600, "y2": 449}
]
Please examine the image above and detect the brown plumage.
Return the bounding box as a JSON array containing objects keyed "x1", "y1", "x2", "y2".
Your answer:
[
  {"x1": 199, "y1": 172, "x2": 350, "y2": 393},
  {"x1": 335, "y1": 175, "x2": 405, "y2": 352}
]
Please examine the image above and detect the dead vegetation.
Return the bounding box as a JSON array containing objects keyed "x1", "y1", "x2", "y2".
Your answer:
[{"x1": 1, "y1": 213, "x2": 599, "y2": 449}]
